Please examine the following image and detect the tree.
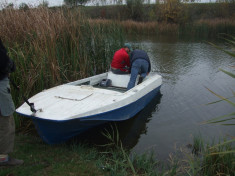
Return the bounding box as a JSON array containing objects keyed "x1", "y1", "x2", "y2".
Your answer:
[
  {"x1": 6, "y1": 3, "x2": 14, "y2": 9},
  {"x1": 126, "y1": 0, "x2": 145, "y2": 21},
  {"x1": 88, "y1": 0, "x2": 107, "y2": 6},
  {"x1": 19, "y1": 3, "x2": 30, "y2": 11},
  {"x1": 113, "y1": 0, "x2": 123, "y2": 4},
  {"x1": 161, "y1": 0, "x2": 182, "y2": 23},
  {"x1": 64, "y1": 0, "x2": 90, "y2": 7},
  {"x1": 38, "y1": 0, "x2": 49, "y2": 8}
]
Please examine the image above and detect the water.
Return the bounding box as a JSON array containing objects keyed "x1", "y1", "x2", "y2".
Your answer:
[
  {"x1": 77, "y1": 35, "x2": 235, "y2": 161},
  {"x1": 127, "y1": 35, "x2": 235, "y2": 160}
]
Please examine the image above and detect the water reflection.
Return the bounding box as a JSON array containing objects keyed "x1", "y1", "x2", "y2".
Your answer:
[
  {"x1": 70, "y1": 92, "x2": 162, "y2": 149},
  {"x1": 117, "y1": 92, "x2": 162, "y2": 149}
]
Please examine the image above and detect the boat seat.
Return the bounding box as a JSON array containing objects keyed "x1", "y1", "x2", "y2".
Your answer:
[{"x1": 107, "y1": 71, "x2": 139, "y2": 88}]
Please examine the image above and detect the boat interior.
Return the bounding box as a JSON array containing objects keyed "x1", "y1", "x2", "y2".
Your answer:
[{"x1": 66, "y1": 71, "x2": 141, "y2": 93}]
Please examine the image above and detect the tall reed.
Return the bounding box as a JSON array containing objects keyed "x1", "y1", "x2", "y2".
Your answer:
[
  {"x1": 0, "y1": 8, "x2": 124, "y2": 99},
  {"x1": 0, "y1": 8, "x2": 124, "y2": 128},
  {"x1": 100, "y1": 124, "x2": 163, "y2": 175},
  {"x1": 179, "y1": 18, "x2": 235, "y2": 39},
  {"x1": 186, "y1": 136, "x2": 235, "y2": 175},
  {"x1": 120, "y1": 20, "x2": 179, "y2": 35},
  {"x1": 88, "y1": 18, "x2": 235, "y2": 38}
]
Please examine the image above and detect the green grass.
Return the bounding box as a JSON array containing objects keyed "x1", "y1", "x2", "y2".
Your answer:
[
  {"x1": 185, "y1": 136, "x2": 235, "y2": 176},
  {"x1": 0, "y1": 134, "x2": 169, "y2": 176},
  {"x1": 0, "y1": 124, "x2": 179, "y2": 176},
  {"x1": 0, "y1": 134, "x2": 105, "y2": 176}
]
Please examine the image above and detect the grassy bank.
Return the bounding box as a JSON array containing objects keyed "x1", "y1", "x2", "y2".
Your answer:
[
  {"x1": 2, "y1": 133, "x2": 234, "y2": 176},
  {"x1": 0, "y1": 134, "x2": 106, "y2": 176},
  {"x1": 0, "y1": 134, "x2": 165, "y2": 176}
]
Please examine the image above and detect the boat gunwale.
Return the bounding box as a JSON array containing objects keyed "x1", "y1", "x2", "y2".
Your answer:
[
  {"x1": 16, "y1": 72, "x2": 162, "y2": 121},
  {"x1": 16, "y1": 84, "x2": 162, "y2": 123}
]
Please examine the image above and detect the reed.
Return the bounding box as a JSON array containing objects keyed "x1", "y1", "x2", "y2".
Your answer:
[
  {"x1": 88, "y1": 18, "x2": 234, "y2": 38},
  {"x1": 202, "y1": 143, "x2": 235, "y2": 175},
  {"x1": 187, "y1": 137, "x2": 235, "y2": 176},
  {"x1": 82, "y1": 3, "x2": 235, "y2": 37},
  {"x1": 100, "y1": 124, "x2": 166, "y2": 175},
  {"x1": 192, "y1": 134, "x2": 204, "y2": 155},
  {"x1": 0, "y1": 8, "x2": 124, "y2": 129},
  {"x1": 88, "y1": 19, "x2": 180, "y2": 36},
  {"x1": 120, "y1": 20, "x2": 179, "y2": 35},
  {"x1": 194, "y1": 18, "x2": 235, "y2": 38},
  {"x1": 0, "y1": 7, "x2": 124, "y2": 106}
]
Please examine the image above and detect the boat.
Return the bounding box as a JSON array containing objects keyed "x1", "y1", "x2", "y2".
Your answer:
[{"x1": 16, "y1": 71, "x2": 162, "y2": 144}]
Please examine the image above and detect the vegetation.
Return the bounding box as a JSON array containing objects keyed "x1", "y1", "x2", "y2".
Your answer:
[
  {"x1": 0, "y1": 4, "x2": 232, "y2": 118},
  {"x1": 19, "y1": 3, "x2": 30, "y2": 11},
  {"x1": 0, "y1": 134, "x2": 109, "y2": 176},
  {"x1": 64, "y1": 0, "x2": 90, "y2": 7},
  {"x1": 0, "y1": 8, "x2": 124, "y2": 120},
  {"x1": 0, "y1": 131, "x2": 171, "y2": 176},
  {"x1": 185, "y1": 136, "x2": 235, "y2": 176},
  {"x1": 4, "y1": 124, "x2": 234, "y2": 175},
  {"x1": 187, "y1": 35, "x2": 235, "y2": 176},
  {"x1": 82, "y1": 2, "x2": 235, "y2": 37},
  {"x1": 0, "y1": 2, "x2": 234, "y2": 175},
  {"x1": 82, "y1": 2, "x2": 235, "y2": 22},
  {"x1": 126, "y1": 0, "x2": 145, "y2": 21},
  {"x1": 204, "y1": 34, "x2": 235, "y2": 148}
]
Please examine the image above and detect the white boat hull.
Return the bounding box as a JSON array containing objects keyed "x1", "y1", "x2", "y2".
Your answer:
[{"x1": 16, "y1": 71, "x2": 162, "y2": 144}]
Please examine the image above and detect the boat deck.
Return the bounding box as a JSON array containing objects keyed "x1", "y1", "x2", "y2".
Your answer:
[
  {"x1": 16, "y1": 84, "x2": 127, "y2": 120},
  {"x1": 16, "y1": 72, "x2": 162, "y2": 121}
]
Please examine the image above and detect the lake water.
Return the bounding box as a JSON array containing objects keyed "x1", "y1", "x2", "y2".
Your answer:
[{"x1": 78, "y1": 35, "x2": 235, "y2": 161}]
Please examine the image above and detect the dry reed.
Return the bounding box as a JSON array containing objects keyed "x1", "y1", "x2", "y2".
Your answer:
[
  {"x1": 195, "y1": 18, "x2": 235, "y2": 26},
  {"x1": 0, "y1": 7, "x2": 124, "y2": 108}
]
